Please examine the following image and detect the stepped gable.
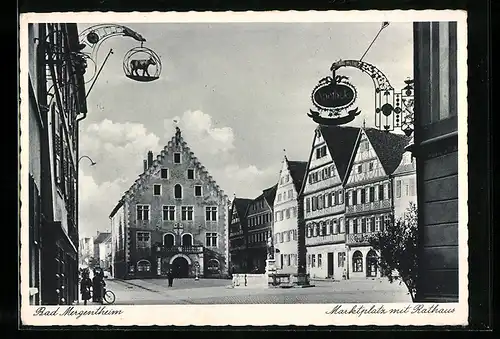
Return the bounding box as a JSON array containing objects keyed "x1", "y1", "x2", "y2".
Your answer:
[
  {"x1": 110, "y1": 127, "x2": 229, "y2": 218},
  {"x1": 286, "y1": 159, "x2": 308, "y2": 193},
  {"x1": 318, "y1": 125, "x2": 361, "y2": 181},
  {"x1": 364, "y1": 128, "x2": 413, "y2": 175}
]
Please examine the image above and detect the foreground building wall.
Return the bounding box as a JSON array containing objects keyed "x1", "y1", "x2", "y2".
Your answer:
[{"x1": 413, "y1": 21, "x2": 459, "y2": 302}]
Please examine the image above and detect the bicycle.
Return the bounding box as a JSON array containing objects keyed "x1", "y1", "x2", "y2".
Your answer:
[{"x1": 91, "y1": 288, "x2": 116, "y2": 305}]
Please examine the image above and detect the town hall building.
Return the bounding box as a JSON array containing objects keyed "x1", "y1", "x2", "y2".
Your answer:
[{"x1": 109, "y1": 127, "x2": 230, "y2": 279}]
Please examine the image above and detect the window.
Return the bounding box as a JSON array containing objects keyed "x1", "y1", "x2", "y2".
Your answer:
[
  {"x1": 307, "y1": 225, "x2": 312, "y2": 238},
  {"x1": 311, "y1": 254, "x2": 316, "y2": 267},
  {"x1": 313, "y1": 224, "x2": 318, "y2": 237},
  {"x1": 206, "y1": 232, "x2": 218, "y2": 247},
  {"x1": 366, "y1": 217, "x2": 372, "y2": 233},
  {"x1": 369, "y1": 186, "x2": 375, "y2": 202},
  {"x1": 405, "y1": 183, "x2": 410, "y2": 196},
  {"x1": 174, "y1": 184, "x2": 183, "y2": 199},
  {"x1": 163, "y1": 206, "x2": 175, "y2": 221},
  {"x1": 164, "y1": 233, "x2": 175, "y2": 247},
  {"x1": 174, "y1": 153, "x2": 181, "y2": 164},
  {"x1": 277, "y1": 193, "x2": 282, "y2": 202},
  {"x1": 285, "y1": 209, "x2": 291, "y2": 219},
  {"x1": 352, "y1": 190, "x2": 358, "y2": 205},
  {"x1": 318, "y1": 254, "x2": 322, "y2": 268},
  {"x1": 369, "y1": 162, "x2": 374, "y2": 171},
  {"x1": 161, "y1": 168, "x2": 169, "y2": 179},
  {"x1": 339, "y1": 190, "x2": 344, "y2": 204},
  {"x1": 321, "y1": 222, "x2": 327, "y2": 236},
  {"x1": 409, "y1": 178, "x2": 416, "y2": 196},
  {"x1": 357, "y1": 164, "x2": 362, "y2": 173},
  {"x1": 182, "y1": 234, "x2": 193, "y2": 247},
  {"x1": 352, "y1": 251, "x2": 363, "y2": 272},
  {"x1": 338, "y1": 252, "x2": 346, "y2": 267},
  {"x1": 153, "y1": 184, "x2": 162, "y2": 196},
  {"x1": 333, "y1": 219, "x2": 338, "y2": 234},
  {"x1": 340, "y1": 218, "x2": 345, "y2": 233},
  {"x1": 136, "y1": 259, "x2": 151, "y2": 272},
  {"x1": 375, "y1": 217, "x2": 381, "y2": 232},
  {"x1": 181, "y1": 206, "x2": 194, "y2": 221},
  {"x1": 136, "y1": 232, "x2": 151, "y2": 248},
  {"x1": 360, "y1": 188, "x2": 366, "y2": 204},
  {"x1": 194, "y1": 185, "x2": 203, "y2": 197},
  {"x1": 187, "y1": 169, "x2": 195, "y2": 179},
  {"x1": 379, "y1": 185, "x2": 384, "y2": 200},
  {"x1": 286, "y1": 231, "x2": 290, "y2": 242},
  {"x1": 395, "y1": 180, "x2": 402, "y2": 198},
  {"x1": 306, "y1": 198, "x2": 311, "y2": 213},
  {"x1": 316, "y1": 146, "x2": 327, "y2": 159},
  {"x1": 136, "y1": 205, "x2": 150, "y2": 221},
  {"x1": 206, "y1": 207, "x2": 218, "y2": 221}
]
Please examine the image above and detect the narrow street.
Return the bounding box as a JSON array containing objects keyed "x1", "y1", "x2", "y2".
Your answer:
[{"x1": 78, "y1": 278, "x2": 412, "y2": 305}]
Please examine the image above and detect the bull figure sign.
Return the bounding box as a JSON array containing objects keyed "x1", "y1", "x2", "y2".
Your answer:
[{"x1": 130, "y1": 57, "x2": 157, "y2": 77}]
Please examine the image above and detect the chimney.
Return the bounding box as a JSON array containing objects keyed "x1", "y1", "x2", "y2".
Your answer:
[
  {"x1": 143, "y1": 159, "x2": 147, "y2": 172},
  {"x1": 147, "y1": 151, "x2": 153, "y2": 168}
]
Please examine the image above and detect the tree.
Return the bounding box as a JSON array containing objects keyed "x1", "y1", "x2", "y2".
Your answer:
[{"x1": 369, "y1": 202, "x2": 418, "y2": 301}]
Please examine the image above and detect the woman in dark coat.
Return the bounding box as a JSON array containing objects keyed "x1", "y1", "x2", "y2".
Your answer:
[
  {"x1": 92, "y1": 269, "x2": 104, "y2": 303},
  {"x1": 80, "y1": 270, "x2": 92, "y2": 305},
  {"x1": 167, "y1": 268, "x2": 174, "y2": 287}
]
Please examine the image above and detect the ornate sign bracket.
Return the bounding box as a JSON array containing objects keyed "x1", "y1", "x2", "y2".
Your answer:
[{"x1": 329, "y1": 59, "x2": 414, "y2": 134}]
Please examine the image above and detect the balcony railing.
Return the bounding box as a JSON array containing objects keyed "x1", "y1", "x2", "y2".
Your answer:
[
  {"x1": 346, "y1": 200, "x2": 391, "y2": 214},
  {"x1": 306, "y1": 233, "x2": 345, "y2": 246},
  {"x1": 346, "y1": 232, "x2": 379, "y2": 245},
  {"x1": 154, "y1": 245, "x2": 204, "y2": 254}
]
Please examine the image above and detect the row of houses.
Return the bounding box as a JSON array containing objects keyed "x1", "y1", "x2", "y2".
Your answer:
[
  {"x1": 78, "y1": 231, "x2": 112, "y2": 271},
  {"x1": 229, "y1": 126, "x2": 417, "y2": 280}
]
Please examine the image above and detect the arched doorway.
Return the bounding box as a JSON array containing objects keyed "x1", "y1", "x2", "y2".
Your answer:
[
  {"x1": 171, "y1": 256, "x2": 190, "y2": 278},
  {"x1": 366, "y1": 250, "x2": 378, "y2": 277},
  {"x1": 352, "y1": 250, "x2": 363, "y2": 273},
  {"x1": 182, "y1": 233, "x2": 193, "y2": 247}
]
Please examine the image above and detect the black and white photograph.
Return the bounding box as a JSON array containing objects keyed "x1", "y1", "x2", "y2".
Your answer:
[{"x1": 20, "y1": 10, "x2": 468, "y2": 326}]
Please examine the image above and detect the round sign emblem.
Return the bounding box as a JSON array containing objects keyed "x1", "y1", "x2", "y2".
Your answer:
[{"x1": 312, "y1": 83, "x2": 356, "y2": 110}]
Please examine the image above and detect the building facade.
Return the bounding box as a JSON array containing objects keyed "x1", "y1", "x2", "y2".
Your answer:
[
  {"x1": 109, "y1": 127, "x2": 230, "y2": 279},
  {"x1": 412, "y1": 21, "x2": 459, "y2": 302},
  {"x1": 302, "y1": 126, "x2": 359, "y2": 280},
  {"x1": 246, "y1": 185, "x2": 277, "y2": 273},
  {"x1": 93, "y1": 232, "x2": 111, "y2": 269},
  {"x1": 78, "y1": 237, "x2": 94, "y2": 267},
  {"x1": 344, "y1": 128, "x2": 411, "y2": 279},
  {"x1": 272, "y1": 156, "x2": 307, "y2": 275},
  {"x1": 228, "y1": 197, "x2": 252, "y2": 273},
  {"x1": 393, "y1": 146, "x2": 417, "y2": 219},
  {"x1": 27, "y1": 23, "x2": 87, "y2": 305}
]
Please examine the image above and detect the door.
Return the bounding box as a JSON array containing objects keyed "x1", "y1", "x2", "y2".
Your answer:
[
  {"x1": 327, "y1": 252, "x2": 334, "y2": 277},
  {"x1": 366, "y1": 250, "x2": 378, "y2": 277},
  {"x1": 172, "y1": 257, "x2": 190, "y2": 278}
]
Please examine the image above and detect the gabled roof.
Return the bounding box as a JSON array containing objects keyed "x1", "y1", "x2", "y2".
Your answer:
[
  {"x1": 364, "y1": 128, "x2": 412, "y2": 175},
  {"x1": 94, "y1": 232, "x2": 111, "y2": 244},
  {"x1": 262, "y1": 184, "x2": 278, "y2": 207},
  {"x1": 286, "y1": 159, "x2": 308, "y2": 193},
  {"x1": 318, "y1": 125, "x2": 361, "y2": 181},
  {"x1": 232, "y1": 198, "x2": 253, "y2": 220}
]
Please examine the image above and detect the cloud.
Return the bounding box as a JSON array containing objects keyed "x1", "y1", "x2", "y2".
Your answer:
[
  {"x1": 164, "y1": 110, "x2": 235, "y2": 155},
  {"x1": 78, "y1": 169, "x2": 127, "y2": 238}
]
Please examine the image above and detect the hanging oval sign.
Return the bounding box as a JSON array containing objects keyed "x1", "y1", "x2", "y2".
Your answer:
[{"x1": 312, "y1": 82, "x2": 356, "y2": 110}]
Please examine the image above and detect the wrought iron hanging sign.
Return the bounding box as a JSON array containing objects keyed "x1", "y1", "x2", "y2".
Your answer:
[
  {"x1": 309, "y1": 74, "x2": 360, "y2": 125},
  {"x1": 307, "y1": 22, "x2": 415, "y2": 135},
  {"x1": 77, "y1": 24, "x2": 162, "y2": 86}
]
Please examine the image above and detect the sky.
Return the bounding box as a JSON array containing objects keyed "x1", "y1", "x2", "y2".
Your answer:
[{"x1": 77, "y1": 21, "x2": 413, "y2": 238}]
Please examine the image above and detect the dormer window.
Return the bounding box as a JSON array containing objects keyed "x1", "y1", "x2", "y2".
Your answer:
[
  {"x1": 174, "y1": 153, "x2": 181, "y2": 164},
  {"x1": 187, "y1": 169, "x2": 195, "y2": 179},
  {"x1": 161, "y1": 168, "x2": 169, "y2": 179}
]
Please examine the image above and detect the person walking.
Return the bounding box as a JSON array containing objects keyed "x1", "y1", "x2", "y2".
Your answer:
[
  {"x1": 80, "y1": 270, "x2": 92, "y2": 306},
  {"x1": 167, "y1": 268, "x2": 174, "y2": 287},
  {"x1": 92, "y1": 268, "x2": 105, "y2": 303}
]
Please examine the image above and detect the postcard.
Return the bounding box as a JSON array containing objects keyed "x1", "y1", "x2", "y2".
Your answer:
[{"x1": 19, "y1": 9, "x2": 468, "y2": 326}]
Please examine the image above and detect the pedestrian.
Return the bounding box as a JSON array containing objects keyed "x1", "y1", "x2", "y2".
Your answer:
[
  {"x1": 80, "y1": 270, "x2": 92, "y2": 306},
  {"x1": 92, "y1": 268, "x2": 104, "y2": 303},
  {"x1": 167, "y1": 268, "x2": 174, "y2": 287}
]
